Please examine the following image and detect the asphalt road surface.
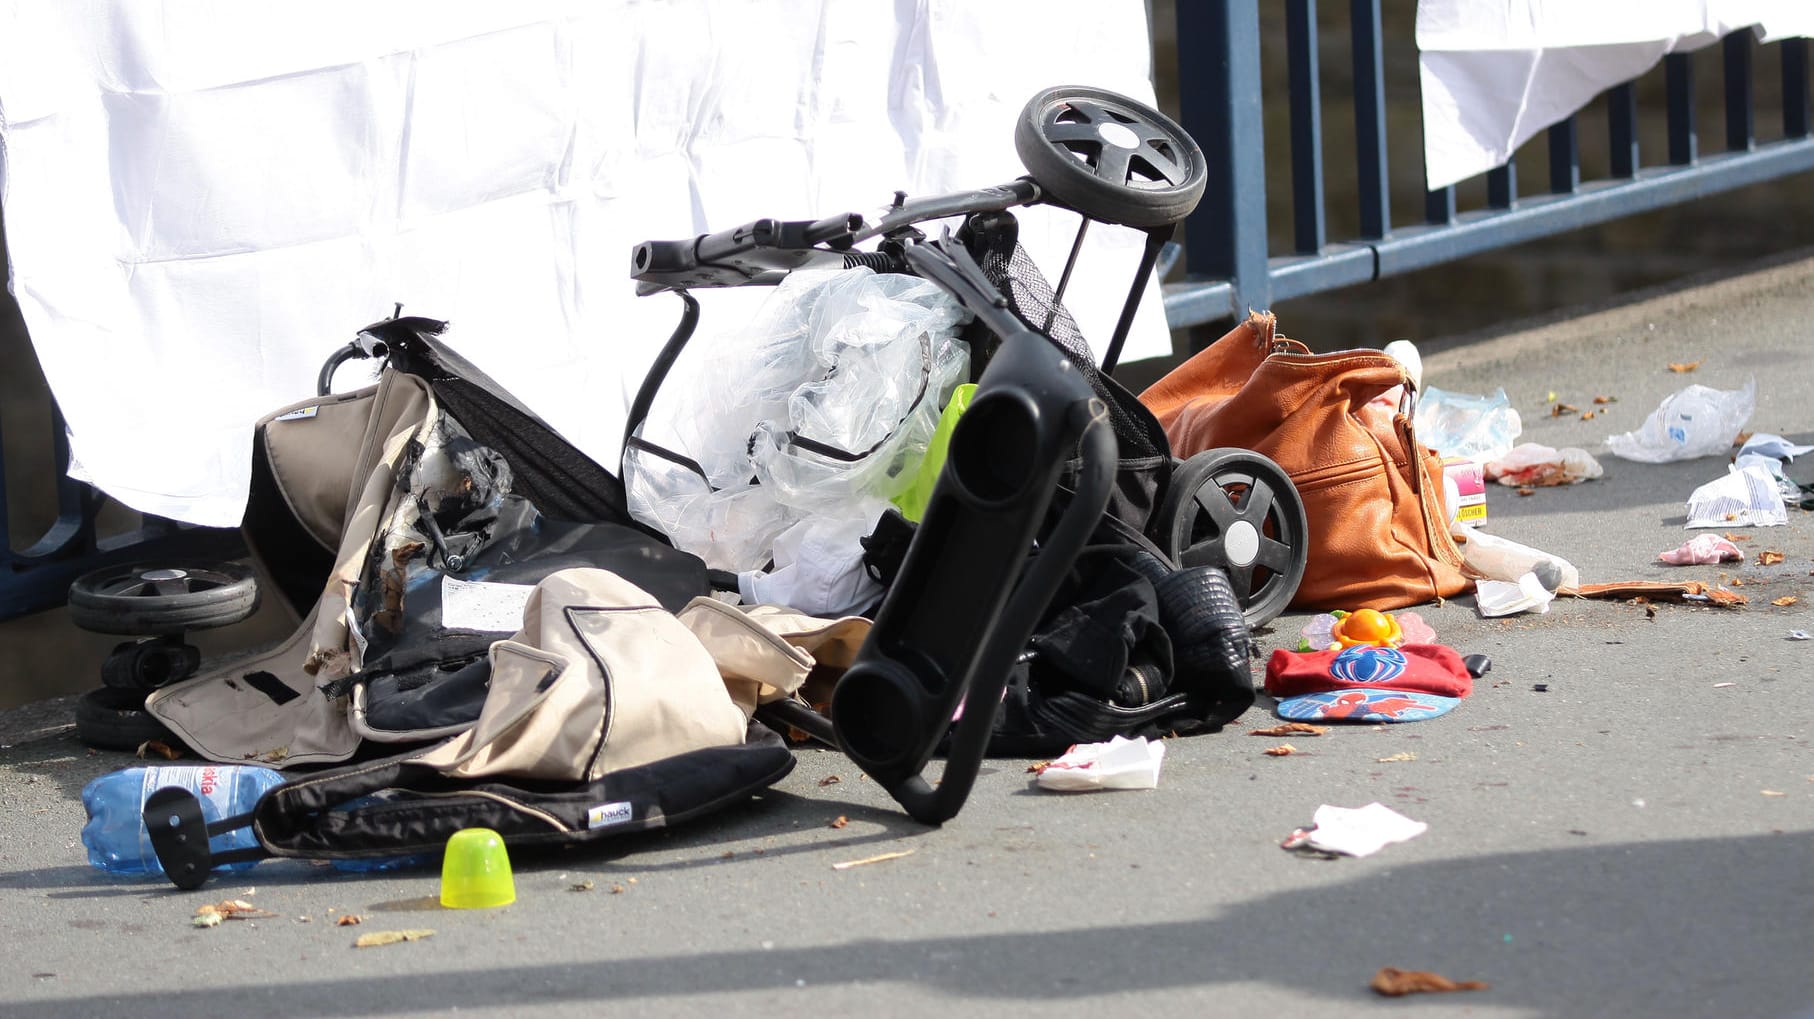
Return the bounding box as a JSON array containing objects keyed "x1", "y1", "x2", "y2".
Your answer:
[{"x1": 3, "y1": 253, "x2": 1812, "y2": 1018}]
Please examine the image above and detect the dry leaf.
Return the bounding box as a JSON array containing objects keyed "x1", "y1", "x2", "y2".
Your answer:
[
  {"x1": 1580, "y1": 410, "x2": 1597, "y2": 421},
  {"x1": 817, "y1": 775, "x2": 842, "y2": 787},
  {"x1": 1593, "y1": 394, "x2": 1616, "y2": 404},
  {"x1": 353, "y1": 929, "x2": 435, "y2": 949},
  {"x1": 609, "y1": 883, "x2": 627, "y2": 894},
  {"x1": 196, "y1": 900, "x2": 273, "y2": 921},
  {"x1": 1549, "y1": 403, "x2": 1578, "y2": 417},
  {"x1": 1263, "y1": 744, "x2": 1298, "y2": 757},
  {"x1": 1773, "y1": 596, "x2": 1798, "y2": 607},
  {"x1": 570, "y1": 880, "x2": 595, "y2": 892},
  {"x1": 1027, "y1": 761, "x2": 1051, "y2": 774},
  {"x1": 1667, "y1": 360, "x2": 1701, "y2": 373},
  {"x1": 1723, "y1": 532, "x2": 1752, "y2": 542},
  {"x1": 1371, "y1": 967, "x2": 1489, "y2": 996},
  {"x1": 1759, "y1": 550, "x2": 1786, "y2": 565},
  {"x1": 831, "y1": 849, "x2": 914, "y2": 871},
  {"x1": 1517, "y1": 486, "x2": 1536, "y2": 497},
  {"x1": 1377, "y1": 752, "x2": 1418, "y2": 763},
  {"x1": 1735, "y1": 430, "x2": 1753, "y2": 447},
  {"x1": 336, "y1": 914, "x2": 363, "y2": 927},
  {"x1": 829, "y1": 816, "x2": 849, "y2": 830},
  {"x1": 136, "y1": 740, "x2": 182, "y2": 760},
  {"x1": 1250, "y1": 723, "x2": 1328, "y2": 737}
]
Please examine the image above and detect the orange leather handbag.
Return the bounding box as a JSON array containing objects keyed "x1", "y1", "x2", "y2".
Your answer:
[{"x1": 1140, "y1": 312, "x2": 1472, "y2": 611}]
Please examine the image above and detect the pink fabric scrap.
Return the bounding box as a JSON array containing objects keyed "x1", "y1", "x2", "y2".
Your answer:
[{"x1": 1658, "y1": 533, "x2": 1744, "y2": 565}]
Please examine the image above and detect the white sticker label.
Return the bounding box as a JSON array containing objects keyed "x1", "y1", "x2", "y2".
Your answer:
[
  {"x1": 440, "y1": 575, "x2": 535, "y2": 633},
  {"x1": 273, "y1": 406, "x2": 319, "y2": 422},
  {"x1": 586, "y1": 801, "x2": 634, "y2": 830}
]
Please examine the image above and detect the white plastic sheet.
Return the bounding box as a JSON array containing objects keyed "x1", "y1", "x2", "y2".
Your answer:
[
  {"x1": 0, "y1": 0, "x2": 1171, "y2": 525},
  {"x1": 1418, "y1": 1, "x2": 1814, "y2": 190}
]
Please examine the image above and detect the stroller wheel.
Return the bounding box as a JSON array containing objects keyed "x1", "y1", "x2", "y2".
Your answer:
[
  {"x1": 1156, "y1": 450, "x2": 1307, "y2": 628},
  {"x1": 68, "y1": 561, "x2": 259, "y2": 635},
  {"x1": 1014, "y1": 86, "x2": 1207, "y2": 229}
]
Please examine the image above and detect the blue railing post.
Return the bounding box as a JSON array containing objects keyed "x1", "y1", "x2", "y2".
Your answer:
[
  {"x1": 1351, "y1": 0, "x2": 1391, "y2": 240},
  {"x1": 1175, "y1": 0, "x2": 1271, "y2": 326},
  {"x1": 1286, "y1": 0, "x2": 1327, "y2": 255}
]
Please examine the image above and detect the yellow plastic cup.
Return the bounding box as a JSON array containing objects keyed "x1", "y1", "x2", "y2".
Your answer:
[{"x1": 439, "y1": 828, "x2": 515, "y2": 909}]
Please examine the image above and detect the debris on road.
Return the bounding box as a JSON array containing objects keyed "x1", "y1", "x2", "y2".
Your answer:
[
  {"x1": 1658, "y1": 534, "x2": 1743, "y2": 565},
  {"x1": 1282, "y1": 803, "x2": 1427, "y2": 858},
  {"x1": 831, "y1": 850, "x2": 914, "y2": 871},
  {"x1": 1032, "y1": 736, "x2": 1164, "y2": 791},
  {"x1": 1370, "y1": 966, "x2": 1489, "y2": 996},
  {"x1": 353, "y1": 929, "x2": 435, "y2": 949},
  {"x1": 1250, "y1": 723, "x2": 1328, "y2": 737}
]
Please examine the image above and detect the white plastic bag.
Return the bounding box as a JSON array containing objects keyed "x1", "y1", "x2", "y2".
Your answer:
[
  {"x1": 1605, "y1": 378, "x2": 1756, "y2": 463},
  {"x1": 627, "y1": 267, "x2": 970, "y2": 574}
]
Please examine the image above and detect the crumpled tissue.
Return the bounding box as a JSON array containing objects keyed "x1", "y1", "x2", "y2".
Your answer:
[{"x1": 1034, "y1": 736, "x2": 1165, "y2": 792}]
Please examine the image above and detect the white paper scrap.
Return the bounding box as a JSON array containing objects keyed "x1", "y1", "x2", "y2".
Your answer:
[
  {"x1": 1303, "y1": 803, "x2": 1428, "y2": 858},
  {"x1": 1034, "y1": 736, "x2": 1165, "y2": 792},
  {"x1": 440, "y1": 576, "x2": 535, "y2": 634},
  {"x1": 1684, "y1": 464, "x2": 1787, "y2": 529}
]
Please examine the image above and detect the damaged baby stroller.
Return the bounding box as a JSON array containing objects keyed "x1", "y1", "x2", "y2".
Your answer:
[
  {"x1": 622, "y1": 86, "x2": 1310, "y2": 822},
  {"x1": 127, "y1": 87, "x2": 1310, "y2": 889}
]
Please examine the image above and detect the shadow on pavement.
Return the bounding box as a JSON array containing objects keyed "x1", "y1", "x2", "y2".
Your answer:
[{"x1": 7, "y1": 831, "x2": 1809, "y2": 1018}]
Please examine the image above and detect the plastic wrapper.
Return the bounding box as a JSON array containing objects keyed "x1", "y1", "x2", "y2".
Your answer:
[
  {"x1": 1606, "y1": 378, "x2": 1756, "y2": 463},
  {"x1": 627, "y1": 267, "x2": 970, "y2": 572},
  {"x1": 1683, "y1": 463, "x2": 1787, "y2": 529},
  {"x1": 1484, "y1": 442, "x2": 1603, "y2": 486},
  {"x1": 1414, "y1": 385, "x2": 1522, "y2": 462}
]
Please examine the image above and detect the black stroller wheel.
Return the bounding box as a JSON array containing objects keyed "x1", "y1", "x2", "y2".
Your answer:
[
  {"x1": 68, "y1": 561, "x2": 259, "y2": 635},
  {"x1": 1014, "y1": 86, "x2": 1207, "y2": 229},
  {"x1": 75, "y1": 687, "x2": 181, "y2": 752},
  {"x1": 1156, "y1": 450, "x2": 1307, "y2": 628}
]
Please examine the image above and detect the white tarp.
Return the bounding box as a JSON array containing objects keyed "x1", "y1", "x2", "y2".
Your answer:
[
  {"x1": 1418, "y1": 0, "x2": 1814, "y2": 190},
  {"x1": 0, "y1": 0, "x2": 1169, "y2": 526}
]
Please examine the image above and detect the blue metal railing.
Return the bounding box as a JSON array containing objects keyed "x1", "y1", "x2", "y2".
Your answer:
[
  {"x1": 5, "y1": 0, "x2": 1814, "y2": 621},
  {"x1": 1164, "y1": 0, "x2": 1814, "y2": 329}
]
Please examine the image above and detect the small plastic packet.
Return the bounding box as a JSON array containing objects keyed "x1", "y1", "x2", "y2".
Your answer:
[
  {"x1": 1606, "y1": 378, "x2": 1756, "y2": 463},
  {"x1": 1414, "y1": 385, "x2": 1522, "y2": 463}
]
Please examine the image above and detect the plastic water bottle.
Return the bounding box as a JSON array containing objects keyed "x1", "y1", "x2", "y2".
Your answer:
[{"x1": 81, "y1": 765, "x2": 285, "y2": 876}]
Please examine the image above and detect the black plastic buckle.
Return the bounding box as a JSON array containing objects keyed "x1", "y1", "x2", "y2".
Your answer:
[{"x1": 143, "y1": 787, "x2": 265, "y2": 890}]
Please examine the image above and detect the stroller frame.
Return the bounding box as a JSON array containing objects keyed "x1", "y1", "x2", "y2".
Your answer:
[{"x1": 623, "y1": 87, "x2": 1308, "y2": 823}]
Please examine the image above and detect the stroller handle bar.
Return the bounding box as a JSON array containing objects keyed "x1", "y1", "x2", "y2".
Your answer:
[{"x1": 629, "y1": 179, "x2": 1043, "y2": 294}]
